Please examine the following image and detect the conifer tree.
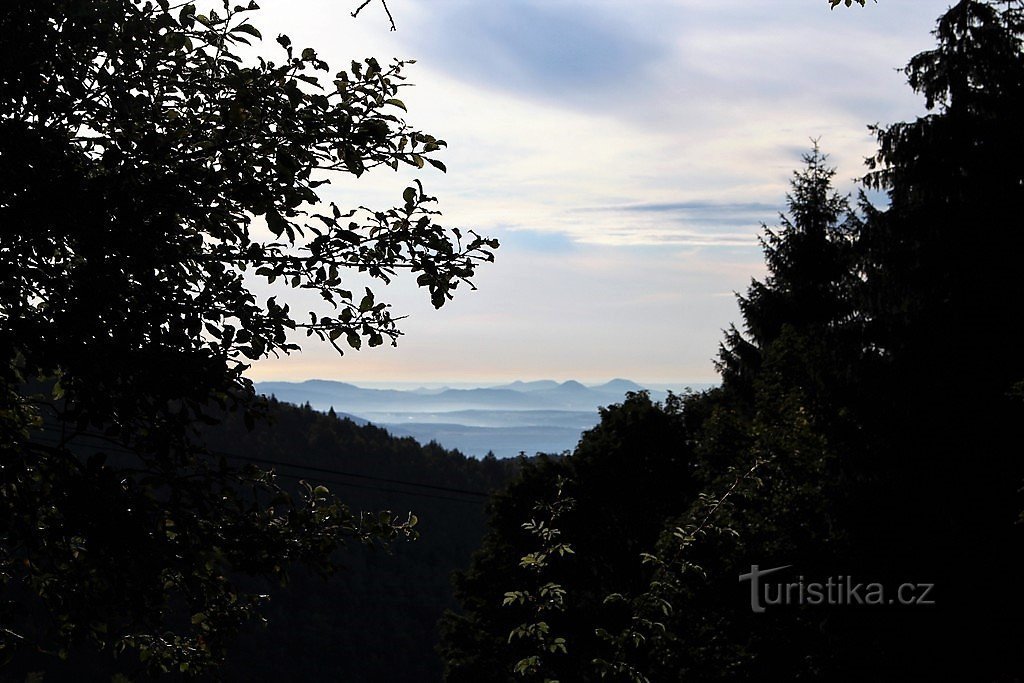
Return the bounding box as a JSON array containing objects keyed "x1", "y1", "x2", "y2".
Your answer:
[{"x1": 718, "y1": 143, "x2": 860, "y2": 407}]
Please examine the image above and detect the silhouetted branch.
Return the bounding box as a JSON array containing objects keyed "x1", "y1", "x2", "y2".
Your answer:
[{"x1": 352, "y1": 0, "x2": 396, "y2": 31}]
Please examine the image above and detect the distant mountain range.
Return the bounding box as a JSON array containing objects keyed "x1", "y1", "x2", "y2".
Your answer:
[
  {"x1": 254, "y1": 379, "x2": 716, "y2": 458},
  {"x1": 256, "y1": 378, "x2": 650, "y2": 412}
]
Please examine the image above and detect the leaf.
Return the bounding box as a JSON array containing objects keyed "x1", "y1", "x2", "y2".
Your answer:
[
  {"x1": 178, "y1": 3, "x2": 196, "y2": 25},
  {"x1": 384, "y1": 98, "x2": 407, "y2": 111},
  {"x1": 337, "y1": 229, "x2": 361, "y2": 244},
  {"x1": 266, "y1": 210, "x2": 288, "y2": 238},
  {"x1": 359, "y1": 292, "x2": 374, "y2": 312},
  {"x1": 233, "y1": 23, "x2": 262, "y2": 39}
]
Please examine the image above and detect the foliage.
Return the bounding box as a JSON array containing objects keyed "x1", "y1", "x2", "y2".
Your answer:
[
  {"x1": 441, "y1": 392, "x2": 700, "y2": 681},
  {"x1": 717, "y1": 142, "x2": 860, "y2": 402},
  {"x1": 502, "y1": 476, "x2": 574, "y2": 682},
  {"x1": 195, "y1": 399, "x2": 519, "y2": 681},
  {"x1": 0, "y1": 0, "x2": 496, "y2": 675}
]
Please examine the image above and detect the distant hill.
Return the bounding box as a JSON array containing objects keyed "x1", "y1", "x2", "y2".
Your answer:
[
  {"x1": 595, "y1": 378, "x2": 645, "y2": 393},
  {"x1": 254, "y1": 379, "x2": 715, "y2": 458},
  {"x1": 491, "y1": 379, "x2": 561, "y2": 392},
  {"x1": 255, "y1": 378, "x2": 692, "y2": 415}
]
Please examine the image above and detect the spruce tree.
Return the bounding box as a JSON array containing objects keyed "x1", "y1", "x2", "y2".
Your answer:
[{"x1": 852, "y1": 1, "x2": 1024, "y2": 675}]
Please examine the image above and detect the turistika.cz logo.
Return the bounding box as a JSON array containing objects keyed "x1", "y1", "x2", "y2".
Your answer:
[{"x1": 738, "y1": 564, "x2": 936, "y2": 613}]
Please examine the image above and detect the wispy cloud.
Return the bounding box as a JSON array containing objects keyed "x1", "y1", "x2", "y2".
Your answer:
[
  {"x1": 573, "y1": 230, "x2": 760, "y2": 248},
  {"x1": 408, "y1": 1, "x2": 666, "y2": 100},
  {"x1": 590, "y1": 201, "x2": 779, "y2": 215},
  {"x1": 558, "y1": 200, "x2": 779, "y2": 246}
]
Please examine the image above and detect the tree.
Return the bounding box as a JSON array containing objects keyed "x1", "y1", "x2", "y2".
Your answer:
[
  {"x1": 440, "y1": 392, "x2": 700, "y2": 681},
  {"x1": 862, "y1": 0, "x2": 1024, "y2": 392},
  {"x1": 686, "y1": 3, "x2": 1024, "y2": 676},
  {"x1": 0, "y1": 0, "x2": 496, "y2": 675},
  {"x1": 717, "y1": 143, "x2": 860, "y2": 405},
  {"x1": 850, "y1": 0, "x2": 1024, "y2": 674}
]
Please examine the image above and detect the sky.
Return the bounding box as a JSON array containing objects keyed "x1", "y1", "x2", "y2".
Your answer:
[{"x1": 246, "y1": 0, "x2": 954, "y2": 386}]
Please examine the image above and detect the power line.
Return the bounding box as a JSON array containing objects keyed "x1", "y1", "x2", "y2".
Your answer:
[
  {"x1": 30, "y1": 430, "x2": 489, "y2": 506},
  {"x1": 227, "y1": 452, "x2": 490, "y2": 498},
  {"x1": 30, "y1": 424, "x2": 495, "y2": 504},
  {"x1": 268, "y1": 471, "x2": 488, "y2": 506}
]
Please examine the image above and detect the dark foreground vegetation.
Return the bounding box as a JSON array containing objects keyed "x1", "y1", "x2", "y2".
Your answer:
[
  {"x1": 16, "y1": 399, "x2": 520, "y2": 681},
  {"x1": 1, "y1": 0, "x2": 501, "y2": 678}
]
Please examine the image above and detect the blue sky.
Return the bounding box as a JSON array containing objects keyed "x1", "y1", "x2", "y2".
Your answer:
[{"x1": 247, "y1": 0, "x2": 953, "y2": 384}]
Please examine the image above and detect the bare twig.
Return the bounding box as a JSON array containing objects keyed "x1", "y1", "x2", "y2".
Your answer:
[{"x1": 352, "y1": 0, "x2": 397, "y2": 31}]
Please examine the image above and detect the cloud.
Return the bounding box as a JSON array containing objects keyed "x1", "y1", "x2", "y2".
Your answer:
[
  {"x1": 573, "y1": 231, "x2": 760, "y2": 248},
  {"x1": 399, "y1": 0, "x2": 949, "y2": 130},
  {"x1": 594, "y1": 201, "x2": 779, "y2": 214},
  {"x1": 557, "y1": 200, "x2": 781, "y2": 246},
  {"x1": 406, "y1": 0, "x2": 667, "y2": 103}
]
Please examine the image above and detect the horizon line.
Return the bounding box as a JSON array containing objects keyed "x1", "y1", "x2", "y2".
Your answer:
[{"x1": 251, "y1": 377, "x2": 722, "y2": 389}]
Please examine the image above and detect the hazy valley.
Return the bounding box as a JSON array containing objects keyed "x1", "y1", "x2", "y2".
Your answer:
[{"x1": 255, "y1": 379, "x2": 717, "y2": 457}]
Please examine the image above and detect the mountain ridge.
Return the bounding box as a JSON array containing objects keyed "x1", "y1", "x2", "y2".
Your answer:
[{"x1": 253, "y1": 379, "x2": 717, "y2": 457}]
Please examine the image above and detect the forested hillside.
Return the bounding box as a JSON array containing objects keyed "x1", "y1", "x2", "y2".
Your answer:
[
  {"x1": 20, "y1": 397, "x2": 521, "y2": 681},
  {"x1": 206, "y1": 399, "x2": 520, "y2": 681}
]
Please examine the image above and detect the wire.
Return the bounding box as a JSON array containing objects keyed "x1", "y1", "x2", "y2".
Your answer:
[
  {"x1": 269, "y1": 471, "x2": 488, "y2": 506},
  {"x1": 227, "y1": 452, "x2": 490, "y2": 498},
  {"x1": 29, "y1": 423, "x2": 496, "y2": 505}
]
